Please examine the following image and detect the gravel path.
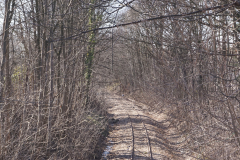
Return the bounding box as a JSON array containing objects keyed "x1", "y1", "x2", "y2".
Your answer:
[{"x1": 102, "y1": 92, "x2": 195, "y2": 160}]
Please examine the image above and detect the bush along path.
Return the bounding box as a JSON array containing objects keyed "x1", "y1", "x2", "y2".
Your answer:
[{"x1": 101, "y1": 92, "x2": 196, "y2": 160}]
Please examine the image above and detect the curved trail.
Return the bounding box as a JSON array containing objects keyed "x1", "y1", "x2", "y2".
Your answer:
[{"x1": 102, "y1": 92, "x2": 194, "y2": 160}]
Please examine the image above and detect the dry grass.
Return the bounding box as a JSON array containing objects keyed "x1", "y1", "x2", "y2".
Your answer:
[{"x1": 0, "y1": 93, "x2": 108, "y2": 160}]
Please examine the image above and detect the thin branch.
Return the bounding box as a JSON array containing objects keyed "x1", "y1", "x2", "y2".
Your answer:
[{"x1": 51, "y1": 1, "x2": 235, "y2": 42}]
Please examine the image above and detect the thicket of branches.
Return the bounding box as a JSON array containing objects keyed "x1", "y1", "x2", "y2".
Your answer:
[
  {"x1": 0, "y1": 0, "x2": 116, "y2": 159},
  {"x1": 110, "y1": 0, "x2": 240, "y2": 159}
]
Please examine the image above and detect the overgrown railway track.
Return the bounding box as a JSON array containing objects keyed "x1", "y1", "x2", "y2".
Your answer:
[
  {"x1": 128, "y1": 112, "x2": 153, "y2": 160},
  {"x1": 103, "y1": 93, "x2": 191, "y2": 160}
]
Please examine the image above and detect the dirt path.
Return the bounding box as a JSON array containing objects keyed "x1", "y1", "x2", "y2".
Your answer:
[{"x1": 102, "y1": 92, "x2": 195, "y2": 160}]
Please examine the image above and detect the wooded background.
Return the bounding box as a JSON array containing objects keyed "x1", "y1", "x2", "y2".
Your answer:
[{"x1": 1, "y1": 0, "x2": 240, "y2": 159}]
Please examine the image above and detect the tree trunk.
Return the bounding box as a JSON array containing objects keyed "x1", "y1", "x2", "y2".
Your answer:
[{"x1": 0, "y1": 0, "x2": 15, "y2": 157}]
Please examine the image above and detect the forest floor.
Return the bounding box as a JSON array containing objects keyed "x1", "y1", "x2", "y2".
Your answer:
[{"x1": 101, "y1": 91, "x2": 196, "y2": 160}]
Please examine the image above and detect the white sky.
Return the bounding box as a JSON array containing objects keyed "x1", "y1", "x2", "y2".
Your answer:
[{"x1": 0, "y1": 0, "x2": 4, "y2": 31}]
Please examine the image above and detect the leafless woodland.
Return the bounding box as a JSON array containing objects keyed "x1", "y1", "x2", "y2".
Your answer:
[{"x1": 1, "y1": 0, "x2": 240, "y2": 159}]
